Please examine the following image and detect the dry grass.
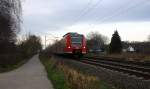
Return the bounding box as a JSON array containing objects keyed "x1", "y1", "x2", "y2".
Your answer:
[
  {"x1": 87, "y1": 53, "x2": 150, "y2": 62},
  {"x1": 40, "y1": 54, "x2": 114, "y2": 89},
  {"x1": 58, "y1": 64, "x2": 101, "y2": 89},
  {"x1": 103, "y1": 53, "x2": 149, "y2": 62},
  {"x1": 144, "y1": 55, "x2": 150, "y2": 61},
  {"x1": 39, "y1": 56, "x2": 70, "y2": 89}
]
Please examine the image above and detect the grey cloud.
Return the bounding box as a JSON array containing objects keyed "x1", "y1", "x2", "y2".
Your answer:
[{"x1": 23, "y1": 0, "x2": 150, "y2": 32}]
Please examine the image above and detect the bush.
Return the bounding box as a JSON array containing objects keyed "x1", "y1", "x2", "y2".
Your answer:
[
  {"x1": 0, "y1": 53, "x2": 26, "y2": 72},
  {"x1": 0, "y1": 35, "x2": 42, "y2": 72}
]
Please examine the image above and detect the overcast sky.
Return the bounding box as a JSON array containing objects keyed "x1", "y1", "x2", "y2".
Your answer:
[{"x1": 22, "y1": 0, "x2": 150, "y2": 44}]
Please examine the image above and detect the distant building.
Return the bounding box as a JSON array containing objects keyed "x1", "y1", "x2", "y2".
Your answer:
[
  {"x1": 127, "y1": 46, "x2": 135, "y2": 52},
  {"x1": 122, "y1": 46, "x2": 135, "y2": 53},
  {"x1": 122, "y1": 41, "x2": 150, "y2": 54}
]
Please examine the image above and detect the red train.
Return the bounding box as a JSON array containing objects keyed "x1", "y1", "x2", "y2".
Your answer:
[{"x1": 53, "y1": 32, "x2": 87, "y2": 56}]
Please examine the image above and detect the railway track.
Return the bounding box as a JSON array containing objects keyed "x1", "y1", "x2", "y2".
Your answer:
[
  {"x1": 79, "y1": 57, "x2": 150, "y2": 80},
  {"x1": 85, "y1": 56, "x2": 150, "y2": 67}
]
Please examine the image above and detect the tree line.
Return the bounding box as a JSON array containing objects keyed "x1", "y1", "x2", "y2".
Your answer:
[
  {"x1": 0, "y1": 0, "x2": 42, "y2": 71},
  {"x1": 0, "y1": 0, "x2": 22, "y2": 54},
  {"x1": 43, "y1": 30, "x2": 150, "y2": 56},
  {"x1": 87, "y1": 30, "x2": 122, "y2": 54},
  {"x1": 87, "y1": 30, "x2": 150, "y2": 54}
]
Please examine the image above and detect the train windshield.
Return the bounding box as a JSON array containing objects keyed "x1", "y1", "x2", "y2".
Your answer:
[{"x1": 71, "y1": 35, "x2": 83, "y2": 45}]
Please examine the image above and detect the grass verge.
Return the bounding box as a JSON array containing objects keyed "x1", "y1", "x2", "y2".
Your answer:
[
  {"x1": 39, "y1": 54, "x2": 115, "y2": 89},
  {"x1": 39, "y1": 55, "x2": 70, "y2": 89},
  {"x1": 0, "y1": 54, "x2": 31, "y2": 73}
]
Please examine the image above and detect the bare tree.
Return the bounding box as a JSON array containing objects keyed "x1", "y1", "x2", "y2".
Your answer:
[
  {"x1": 86, "y1": 31, "x2": 108, "y2": 52},
  {"x1": 0, "y1": 0, "x2": 22, "y2": 53},
  {"x1": 148, "y1": 35, "x2": 150, "y2": 41},
  {"x1": 19, "y1": 35, "x2": 42, "y2": 57}
]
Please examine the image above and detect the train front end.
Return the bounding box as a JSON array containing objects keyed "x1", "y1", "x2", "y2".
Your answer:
[{"x1": 64, "y1": 33, "x2": 87, "y2": 56}]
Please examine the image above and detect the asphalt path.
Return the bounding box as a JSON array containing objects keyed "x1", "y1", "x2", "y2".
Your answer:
[{"x1": 0, "y1": 55, "x2": 54, "y2": 89}]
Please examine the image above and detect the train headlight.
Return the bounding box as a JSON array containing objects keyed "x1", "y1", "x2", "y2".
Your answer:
[
  {"x1": 83, "y1": 47, "x2": 86, "y2": 48},
  {"x1": 68, "y1": 46, "x2": 71, "y2": 48}
]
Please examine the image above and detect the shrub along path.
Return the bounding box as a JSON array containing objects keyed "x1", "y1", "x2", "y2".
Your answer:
[{"x1": 0, "y1": 55, "x2": 54, "y2": 89}]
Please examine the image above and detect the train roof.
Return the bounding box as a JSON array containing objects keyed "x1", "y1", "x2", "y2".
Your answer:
[{"x1": 63, "y1": 32, "x2": 82, "y2": 37}]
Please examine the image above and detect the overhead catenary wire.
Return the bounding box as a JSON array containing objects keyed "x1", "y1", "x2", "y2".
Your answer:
[
  {"x1": 67, "y1": 0, "x2": 93, "y2": 27},
  {"x1": 68, "y1": 0, "x2": 137, "y2": 30},
  {"x1": 86, "y1": 0, "x2": 150, "y2": 31},
  {"x1": 68, "y1": 0, "x2": 103, "y2": 28},
  {"x1": 96, "y1": 0, "x2": 150, "y2": 22},
  {"x1": 73, "y1": 0, "x2": 103, "y2": 23}
]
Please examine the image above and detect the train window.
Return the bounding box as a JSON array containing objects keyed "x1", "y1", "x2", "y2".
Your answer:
[{"x1": 71, "y1": 36, "x2": 82, "y2": 44}]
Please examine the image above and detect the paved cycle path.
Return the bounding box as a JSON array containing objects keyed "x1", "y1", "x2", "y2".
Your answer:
[{"x1": 0, "y1": 55, "x2": 54, "y2": 89}]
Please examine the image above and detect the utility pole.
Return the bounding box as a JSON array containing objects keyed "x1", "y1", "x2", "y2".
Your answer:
[
  {"x1": 44, "y1": 34, "x2": 59, "y2": 49},
  {"x1": 45, "y1": 35, "x2": 46, "y2": 49}
]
